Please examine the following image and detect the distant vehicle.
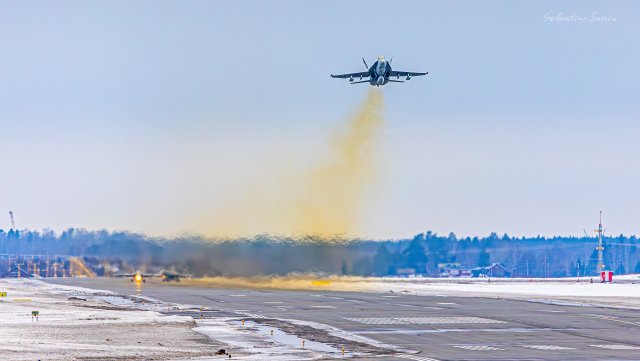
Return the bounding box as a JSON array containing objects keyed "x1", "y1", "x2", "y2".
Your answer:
[{"x1": 331, "y1": 55, "x2": 428, "y2": 86}]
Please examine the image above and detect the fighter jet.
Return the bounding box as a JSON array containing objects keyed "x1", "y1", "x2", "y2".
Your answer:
[
  {"x1": 331, "y1": 56, "x2": 428, "y2": 86},
  {"x1": 115, "y1": 270, "x2": 152, "y2": 283},
  {"x1": 115, "y1": 269, "x2": 188, "y2": 283}
]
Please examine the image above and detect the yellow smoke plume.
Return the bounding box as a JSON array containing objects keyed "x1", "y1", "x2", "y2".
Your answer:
[{"x1": 207, "y1": 89, "x2": 385, "y2": 237}]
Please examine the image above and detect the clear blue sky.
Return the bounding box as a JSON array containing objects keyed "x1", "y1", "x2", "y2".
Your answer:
[{"x1": 1, "y1": 1, "x2": 639, "y2": 238}]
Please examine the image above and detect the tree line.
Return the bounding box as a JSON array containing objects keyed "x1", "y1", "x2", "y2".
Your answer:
[{"x1": 1, "y1": 228, "x2": 638, "y2": 277}]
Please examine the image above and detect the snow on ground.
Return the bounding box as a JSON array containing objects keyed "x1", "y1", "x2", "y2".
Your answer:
[
  {"x1": 195, "y1": 318, "x2": 344, "y2": 360},
  {"x1": 0, "y1": 279, "x2": 218, "y2": 360},
  {"x1": 284, "y1": 318, "x2": 402, "y2": 352},
  {"x1": 361, "y1": 276, "x2": 640, "y2": 309},
  {"x1": 1, "y1": 279, "x2": 388, "y2": 360}
]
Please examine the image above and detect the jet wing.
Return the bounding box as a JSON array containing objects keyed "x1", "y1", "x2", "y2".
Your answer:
[
  {"x1": 330, "y1": 72, "x2": 370, "y2": 79},
  {"x1": 389, "y1": 70, "x2": 428, "y2": 78}
]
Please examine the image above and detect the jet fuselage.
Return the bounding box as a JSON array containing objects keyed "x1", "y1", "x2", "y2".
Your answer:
[{"x1": 369, "y1": 59, "x2": 391, "y2": 86}]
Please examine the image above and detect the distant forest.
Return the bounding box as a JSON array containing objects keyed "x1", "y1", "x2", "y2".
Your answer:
[{"x1": 1, "y1": 228, "x2": 639, "y2": 278}]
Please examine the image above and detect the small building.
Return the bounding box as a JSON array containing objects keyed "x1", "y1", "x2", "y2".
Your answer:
[
  {"x1": 443, "y1": 268, "x2": 472, "y2": 278},
  {"x1": 600, "y1": 270, "x2": 614, "y2": 283},
  {"x1": 439, "y1": 263, "x2": 472, "y2": 278},
  {"x1": 472, "y1": 263, "x2": 509, "y2": 278},
  {"x1": 396, "y1": 268, "x2": 417, "y2": 277}
]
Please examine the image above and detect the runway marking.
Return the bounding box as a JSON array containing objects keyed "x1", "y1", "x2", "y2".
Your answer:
[
  {"x1": 522, "y1": 345, "x2": 575, "y2": 350},
  {"x1": 352, "y1": 327, "x2": 562, "y2": 335},
  {"x1": 591, "y1": 344, "x2": 640, "y2": 350},
  {"x1": 396, "y1": 353, "x2": 440, "y2": 361},
  {"x1": 228, "y1": 294, "x2": 246, "y2": 297},
  {"x1": 454, "y1": 345, "x2": 504, "y2": 351},
  {"x1": 436, "y1": 302, "x2": 457, "y2": 305},
  {"x1": 345, "y1": 317, "x2": 505, "y2": 325},
  {"x1": 583, "y1": 313, "x2": 640, "y2": 326},
  {"x1": 394, "y1": 304, "x2": 444, "y2": 310},
  {"x1": 264, "y1": 301, "x2": 283, "y2": 304},
  {"x1": 311, "y1": 305, "x2": 336, "y2": 309},
  {"x1": 582, "y1": 313, "x2": 614, "y2": 319}
]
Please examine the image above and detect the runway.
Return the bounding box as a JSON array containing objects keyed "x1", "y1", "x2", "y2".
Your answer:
[{"x1": 48, "y1": 278, "x2": 640, "y2": 360}]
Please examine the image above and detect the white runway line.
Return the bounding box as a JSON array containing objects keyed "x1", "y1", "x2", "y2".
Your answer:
[
  {"x1": 591, "y1": 344, "x2": 640, "y2": 350},
  {"x1": 396, "y1": 353, "x2": 440, "y2": 361},
  {"x1": 345, "y1": 316, "x2": 506, "y2": 325},
  {"x1": 522, "y1": 345, "x2": 575, "y2": 350},
  {"x1": 454, "y1": 345, "x2": 504, "y2": 351},
  {"x1": 394, "y1": 304, "x2": 444, "y2": 310}
]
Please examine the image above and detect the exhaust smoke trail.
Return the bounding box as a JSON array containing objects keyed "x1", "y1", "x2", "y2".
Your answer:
[
  {"x1": 207, "y1": 89, "x2": 385, "y2": 238},
  {"x1": 293, "y1": 88, "x2": 384, "y2": 236}
]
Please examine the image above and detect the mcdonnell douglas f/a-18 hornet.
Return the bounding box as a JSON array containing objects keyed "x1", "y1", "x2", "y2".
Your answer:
[{"x1": 331, "y1": 55, "x2": 428, "y2": 86}]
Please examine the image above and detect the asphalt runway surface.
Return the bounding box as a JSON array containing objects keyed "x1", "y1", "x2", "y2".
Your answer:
[{"x1": 48, "y1": 278, "x2": 640, "y2": 361}]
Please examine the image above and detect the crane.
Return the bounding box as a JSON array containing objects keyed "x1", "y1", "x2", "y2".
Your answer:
[{"x1": 9, "y1": 211, "x2": 15, "y2": 230}]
